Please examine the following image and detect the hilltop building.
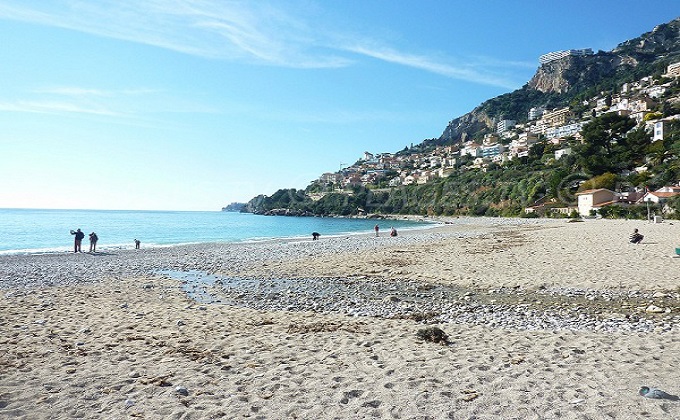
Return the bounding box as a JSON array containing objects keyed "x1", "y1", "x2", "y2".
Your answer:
[{"x1": 539, "y1": 48, "x2": 593, "y2": 65}]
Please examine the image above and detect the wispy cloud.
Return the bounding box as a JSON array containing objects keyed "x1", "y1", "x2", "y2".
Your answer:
[
  {"x1": 0, "y1": 100, "x2": 120, "y2": 116},
  {"x1": 0, "y1": 0, "x2": 528, "y2": 88},
  {"x1": 342, "y1": 43, "x2": 523, "y2": 90},
  {"x1": 0, "y1": 0, "x2": 349, "y2": 68},
  {"x1": 32, "y1": 87, "x2": 111, "y2": 97},
  {"x1": 0, "y1": 85, "x2": 221, "y2": 121}
]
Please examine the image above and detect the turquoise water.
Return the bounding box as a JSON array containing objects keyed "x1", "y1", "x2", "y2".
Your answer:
[{"x1": 0, "y1": 209, "x2": 430, "y2": 255}]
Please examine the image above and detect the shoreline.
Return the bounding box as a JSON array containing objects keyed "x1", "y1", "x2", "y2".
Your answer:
[
  {"x1": 0, "y1": 212, "x2": 443, "y2": 257},
  {"x1": 0, "y1": 216, "x2": 553, "y2": 290},
  {"x1": 2, "y1": 217, "x2": 680, "y2": 418}
]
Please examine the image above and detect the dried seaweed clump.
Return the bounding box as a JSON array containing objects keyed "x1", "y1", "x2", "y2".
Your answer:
[
  {"x1": 287, "y1": 321, "x2": 367, "y2": 334},
  {"x1": 416, "y1": 326, "x2": 450, "y2": 345}
]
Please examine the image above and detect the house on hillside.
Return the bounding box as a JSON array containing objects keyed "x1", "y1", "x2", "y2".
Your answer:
[
  {"x1": 639, "y1": 186, "x2": 680, "y2": 204},
  {"x1": 575, "y1": 189, "x2": 619, "y2": 216},
  {"x1": 639, "y1": 186, "x2": 680, "y2": 214},
  {"x1": 460, "y1": 142, "x2": 482, "y2": 158},
  {"x1": 388, "y1": 177, "x2": 402, "y2": 187},
  {"x1": 403, "y1": 175, "x2": 417, "y2": 186},
  {"x1": 555, "y1": 147, "x2": 572, "y2": 160}
]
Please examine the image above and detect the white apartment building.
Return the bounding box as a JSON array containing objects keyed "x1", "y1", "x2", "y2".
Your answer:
[
  {"x1": 528, "y1": 107, "x2": 545, "y2": 120},
  {"x1": 541, "y1": 107, "x2": 571, "y2": 127},
  {"x1": 497, "y1": 119, "x2": 516, "y2": 133},
  {"x1": 545, "y1": 122, "x2": 585, "y2": 139},
  {"x1": 460, "y1": 142, "x2": 483, "y2": 157},
  {"x1": 653, "y1": 120, "x2": 668, "y2": 142},
  {"x1": 481, "y1": 143, "x2": 504, "y2": 158},
  {"x1": 539, "y1": 48, "x2": 593, "y2": 65},
  {"x1": 665, "y1": 62, "x2": 680, "y2": 77}
]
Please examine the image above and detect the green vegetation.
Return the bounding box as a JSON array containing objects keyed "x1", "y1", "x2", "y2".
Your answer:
[{"x1": 245, "y1": 116, "x2": 680, "y2": 219}]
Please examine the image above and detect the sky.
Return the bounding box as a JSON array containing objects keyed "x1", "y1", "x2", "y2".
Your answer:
[{"x1": 0, "y1": 1, "x2": 678, "y2": 211}]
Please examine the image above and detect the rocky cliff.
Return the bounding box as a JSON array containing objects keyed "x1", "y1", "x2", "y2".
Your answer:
[
  {"x1": 527, "y1": 53, "x2": 635, "y2": 94},
  {"x1": 437, "y1": 17, "x2": 680, "y2": 145}
]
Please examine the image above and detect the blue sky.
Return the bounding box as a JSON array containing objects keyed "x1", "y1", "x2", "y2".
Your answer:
[{"x1": 0, "y1": 1, "x2": 677, "y2": 211}]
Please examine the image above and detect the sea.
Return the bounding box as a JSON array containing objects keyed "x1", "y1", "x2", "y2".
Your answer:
[{"x1": 0, "y1": 208, "x2": 432, "y2": 255}]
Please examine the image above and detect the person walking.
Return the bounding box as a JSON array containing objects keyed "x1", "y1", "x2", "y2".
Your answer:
[
  {"x1": 70, "y1": 228, "x2": 85, "y2": 253},
  {"x1": 89, "y1": 232, "x2": 98, "y2": 252}
]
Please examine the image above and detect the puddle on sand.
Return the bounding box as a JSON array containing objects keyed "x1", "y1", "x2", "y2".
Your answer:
[{"x1": 156, "y1": 269, "x2": 466, "y2": 310}]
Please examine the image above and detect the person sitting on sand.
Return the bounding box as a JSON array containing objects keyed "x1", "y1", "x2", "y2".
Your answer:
[
  {"x1": 312, "y1": 232, "x2": 320, "y2": 240},
  {"x1": 630, "y1": 228, "x2": 644, "y2": 244},
  {"x1": 89, "y1": 232, "x2": 98, "y2": 252},
  {"x1": 390, "y1": 227, "x2": 397, "y2": 237}
]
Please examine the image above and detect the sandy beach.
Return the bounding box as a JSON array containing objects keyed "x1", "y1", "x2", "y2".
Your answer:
[{"x1": 1, "y1": 217, "x2": 679, "y2": 419}]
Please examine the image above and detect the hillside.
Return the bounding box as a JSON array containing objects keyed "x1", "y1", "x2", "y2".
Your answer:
[
  {"x1": 241, "y1": 17, "x2": 680, "y2": 219},
  {"x1": 439, "y1": 17, "x2": 680, "y2": 146}
]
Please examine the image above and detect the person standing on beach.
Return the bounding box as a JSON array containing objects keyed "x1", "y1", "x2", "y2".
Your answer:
[
  {"x1": 374, "y1": 224, "x2": 380, "y2": 237},
  {"x1": 134, "y1": 239, "x2": 141, "y2": 249},
  {"x1": 88, "y1": 232, "x2": 98, "y2": 252},
  {"x1": 70, "y1": 228, "x2": 85, "y2": 253}
]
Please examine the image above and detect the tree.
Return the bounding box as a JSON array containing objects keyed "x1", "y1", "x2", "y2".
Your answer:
[
  {"x1": 579, "y1": 172, "x2": 618, "y2": 191},
  {"x1": 581, "y1": 113, "x2": 636, "y2": 157},
  {"x1": 620, "y1": 126, "x2": 652, "y2": 166},
  {"x1": 577, "y1": 113, "x2": 636, "y2": 175}
]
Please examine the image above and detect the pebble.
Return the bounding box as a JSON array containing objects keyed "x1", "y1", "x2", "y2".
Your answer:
[
  {"x1": 646, "y1": 305, "x2": 665, "y2": 313},
  {"x1": 175, "y1": 386, "x2": 189, "y2": 396}
]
